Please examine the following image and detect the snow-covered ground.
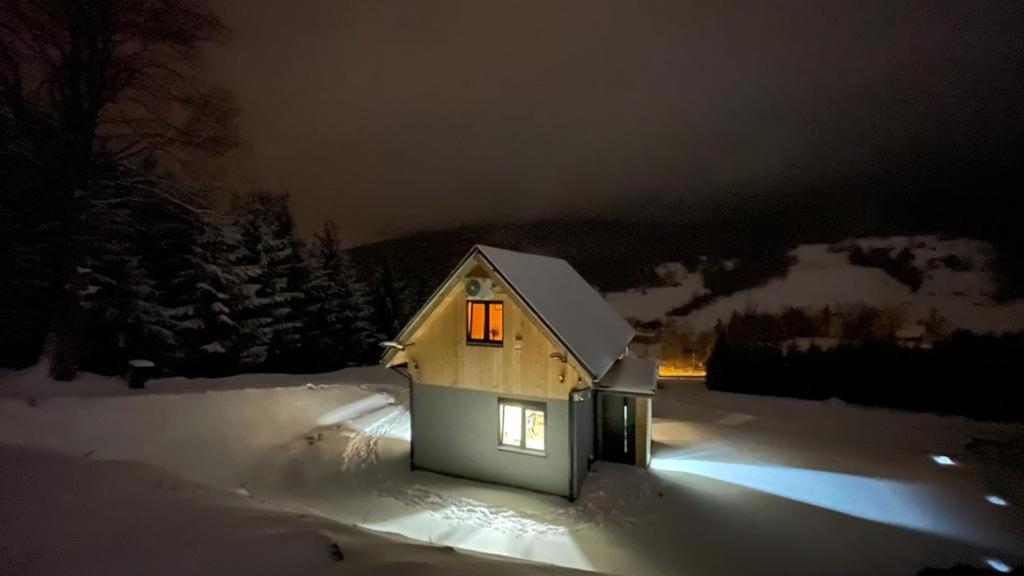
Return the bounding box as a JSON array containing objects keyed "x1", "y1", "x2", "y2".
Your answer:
[
  {"x1": 606, "y1": 235, "x2": 1024, "y2": 334},
  {"x1": 0, "y1": 445, "x2": 586, "y2": 576},
  {"x1": 2, "y1": 366, "x2": 1023, "y2": 575}
]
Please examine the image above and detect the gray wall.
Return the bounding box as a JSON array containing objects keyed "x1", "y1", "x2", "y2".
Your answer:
[
  {"x1": 570, "y1": 388, "x2": 594, "y2": 498},
  {"x1": 412, "y1": 383, "x2": 570, "y2": 496}
]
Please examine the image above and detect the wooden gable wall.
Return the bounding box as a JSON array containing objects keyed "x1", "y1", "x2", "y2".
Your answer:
[{"x1": 398, "y1": 255, "x2": 590, "y2": 400}]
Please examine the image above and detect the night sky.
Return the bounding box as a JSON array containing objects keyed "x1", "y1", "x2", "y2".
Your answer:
[{"x1": 210, "y1": 1, "x2": 1024, "y2": 244}]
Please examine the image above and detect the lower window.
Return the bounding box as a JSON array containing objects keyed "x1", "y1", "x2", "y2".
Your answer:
[{"x1": 498, "y1": 399, "x2": 546, "y2": 452}]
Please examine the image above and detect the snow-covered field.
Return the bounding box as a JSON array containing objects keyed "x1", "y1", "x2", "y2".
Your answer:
[
  {"x1": 606, "y1": 236, "x2": 1024, "y2": 334},
  {"x1": 2, "y1": 366, "x2": 1023, "y2": 575}
]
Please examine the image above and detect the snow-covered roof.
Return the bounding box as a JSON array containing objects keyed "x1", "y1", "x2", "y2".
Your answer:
[
  {"x1": 475, "y1": 245, "x2": 634, "y2": 380},
  {"x1": 595, "y1": 357, "x2": 657, "y2": 395}
]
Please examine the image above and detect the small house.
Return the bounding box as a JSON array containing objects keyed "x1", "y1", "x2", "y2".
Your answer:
[{"x1": 382, "y1": 245, "x2": 656, "y2": 499}]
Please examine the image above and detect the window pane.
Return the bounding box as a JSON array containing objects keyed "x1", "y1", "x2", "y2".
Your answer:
[
  {"x1": 488, "y1": 302, "x2": 503, "y2": 342},
  {"x1": 500, "y1": 404, "x2": 522, "y2": 446},
  {"x1": 525, "y1": 408, "x2": 545, "y2": 451},
  {"x1": 468, "y1": 302, "x2": 485, "y2": 340}
]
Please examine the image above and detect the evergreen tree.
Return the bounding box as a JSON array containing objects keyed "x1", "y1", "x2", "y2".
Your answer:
[
  {"x1": 337, "y1": 243, "x2": 385, "y2": 366},
  {"x1": 76, "y1": 172, "x2": 180, "y2": 374},
  {"x1": 303, "y1": 221, "x2": 384, "y2": 370},
  {"x1": 371, "y1": 256, "x2": 427, "y2": 339},
  {"x1": 298, "y1": 222, "x2": 349, "y2": 370},
  {"x1": 231, "y1": 191, "x2": 308, "y2": 370},
  {"x1": 167, "y1": 215, "x2": 245, "y2": 375}
]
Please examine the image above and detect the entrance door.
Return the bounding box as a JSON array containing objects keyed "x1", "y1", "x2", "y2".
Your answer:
[{"x1": 598, "y1": 393, "x2": 636, "y2": 465}]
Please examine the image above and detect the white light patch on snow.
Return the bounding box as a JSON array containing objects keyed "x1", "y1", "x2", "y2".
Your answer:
[
  {"x1": 931, "y1": 455, "x2": 955, "y2": 466},
  {"x1": 985, "y1": 558, "x2": 1012, "y2": 573},
  {"x1": 986, "y1": 495, "x2": 1009, "y2": 507},
  {"x1": 650, "y1": 453, "x2": 992, "y2": 547},
  {"x1": 316, "y1": 394, "x2": 394, "y2": 426},
  {"x1": 362, "y1": 506, "x2": 593, "y2": 572},
  {"x1": 346, "y1": 403, "x2": 410, "y2": 441}
]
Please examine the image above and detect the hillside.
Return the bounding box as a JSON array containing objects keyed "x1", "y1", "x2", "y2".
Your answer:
[{"x1": 607, "y1": 236, "x2": 1024, "y2": 335}]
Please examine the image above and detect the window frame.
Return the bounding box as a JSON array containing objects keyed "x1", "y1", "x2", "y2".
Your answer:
[
  {"x1": 497, "y1": 398, "x2": 547, "y2": 456},
  {"x1": 466, "y1": 300, "x2": 504, "y2": 346}
]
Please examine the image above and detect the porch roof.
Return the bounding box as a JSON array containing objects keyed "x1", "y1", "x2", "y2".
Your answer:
[{"x1": 595, "y1": 357, "x2": 657, "y2": 396}]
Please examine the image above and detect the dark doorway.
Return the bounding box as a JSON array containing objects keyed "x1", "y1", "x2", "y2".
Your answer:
[{"x1": 598, "y1": 393, "x2": 636, "y2": 465}]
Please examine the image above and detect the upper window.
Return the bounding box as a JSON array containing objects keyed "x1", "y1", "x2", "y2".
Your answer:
[
  {"x1": 498, "y1": 399, "x2": 546, "y2": 453},
  {"x1": 466, "y1": 301, "x2": 503, "y2": 345}
]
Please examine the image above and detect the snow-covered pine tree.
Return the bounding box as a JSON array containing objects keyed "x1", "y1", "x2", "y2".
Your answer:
[
  {"x1": 300, "y1": 222, "x2": 351, "y2": 370},
  {"x1": 302, "y1": 221, "x2": 384, "y2": 370},
  {"x1": 167, "y1": 214, "x2": 245, "y2": 376},
  {"x1": 371, "y1": 256, "x2": 429, "y2": 339},
  {"x1": 230, "y1": 191, "x2": 308, "y2": 371},
  {"x1": 336, "y1": 239, "x2": 386, "y2": 366},
  {"x1": 75, "y1": 170, "x2": 180, "y2": 374}
]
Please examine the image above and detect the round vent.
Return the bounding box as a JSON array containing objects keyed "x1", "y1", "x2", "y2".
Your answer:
[{"x1": 464, "y1": 277, "x2": 493, "y2": 299}]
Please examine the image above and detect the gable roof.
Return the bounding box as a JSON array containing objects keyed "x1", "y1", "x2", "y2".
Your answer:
[
  {"x1": 475, "y1": 246, "x2": 634, "y2": 380},
  {"x1": 384, "y1": 245, "x2": 634, "y2": 381}
]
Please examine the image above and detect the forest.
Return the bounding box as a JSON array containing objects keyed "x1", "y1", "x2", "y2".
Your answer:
[{"x1": 0, "y1": 2, "x2": 430, "y2": 380}]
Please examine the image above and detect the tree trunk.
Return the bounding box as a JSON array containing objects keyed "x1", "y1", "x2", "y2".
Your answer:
[
  {"x1": 47, "y1": 201, "x2": 84, "y2": 381},
  {"x1": 48, "y1": 290, "x2": 83, "y2": 381}
]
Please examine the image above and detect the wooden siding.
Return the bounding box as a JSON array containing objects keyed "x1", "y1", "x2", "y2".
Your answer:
[
  {"x1": 635, "y1": 396, "x2": 652, "y2": 468},
  {"x1": 402, "y1": 256, "x2": 589, "y2": 400}
]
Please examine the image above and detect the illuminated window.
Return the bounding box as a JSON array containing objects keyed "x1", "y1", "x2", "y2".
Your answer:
[
  {"x1": 466, "y1": 301, "x2": 503, "y2": 345},
  {"x1": 498, "y1": 399, "x2": 545, "y2": 453}
]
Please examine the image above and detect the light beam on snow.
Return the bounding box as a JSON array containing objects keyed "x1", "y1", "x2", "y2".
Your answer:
[
  {"x1": 985, "y1": 495, "x2": 1008, "y2": 507},
  {"x1": 362, "y1": 504, "x2": 593, "y2": 571},
  {"x1": 985, "y1": 558, "x2": 1012, "y2": 573},
  {"x1": 650, "y1": 451, "x2": 1009, "y2": 549},
  {"x1": 316, "y1": 394, "x2": 394, "y2": 426},
  {"x1": 346, "y1": 404, "x2": 411, "y2": 441}
]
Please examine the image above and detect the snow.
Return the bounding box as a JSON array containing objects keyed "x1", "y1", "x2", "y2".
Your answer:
[
  {"x1": 2, "y1": 366, "x2": 1022, "y2": 575},
  {"x1": 604, "y1": 265, "x2": 706, "y2": 323},
  {"x1": 200, "y1": 342, "x2": 226, "y2": 354},
  {"x1": 0, "y1": 363, "x2": 132, "y2": 398},
  {"x1": 0, "y1": 445, "x2": 582, "y2": 576},
  {"x1": 605, "y1": 235, "x2": 1024, "y2": 334},
  {"x1": 476, "y1": 245, "x2": 635, "y2": 379}
]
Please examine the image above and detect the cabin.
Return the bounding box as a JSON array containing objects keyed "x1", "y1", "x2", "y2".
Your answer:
[{"x1": 382, "y1": 245, "x2": 656, "y2": 499}]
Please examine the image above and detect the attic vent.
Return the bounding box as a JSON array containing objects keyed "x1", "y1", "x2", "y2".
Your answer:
[{"x1": 465, "y1": 277, "x2": 495, "y2": 299}]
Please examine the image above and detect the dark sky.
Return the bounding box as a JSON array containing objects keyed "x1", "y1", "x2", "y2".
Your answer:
[{"x1": 210, "y1": 1, "x2": 1024, "y2": 245}]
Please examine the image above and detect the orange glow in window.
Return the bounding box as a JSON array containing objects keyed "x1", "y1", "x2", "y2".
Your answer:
[
  {"x1": 467, "y1": 302, "x2": 486, "y2": 340},
  {"x1": 489, "y1": 303, "x2": 503, "y2": 341},
  {"x1": 467, "y1": 301, "x2": 503, "y2": 344}
]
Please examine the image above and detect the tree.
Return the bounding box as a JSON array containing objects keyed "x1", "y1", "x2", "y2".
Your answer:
[
  {"x1": 0, "y1": 105, "x2": 53, "y2": 367},
  {"x1": 371, "y1": 256, "x2": 427, "y2": 339},
  {"x1": 1, "y1": 0, "x2": 234, "y2": 379},
  {"x1": 231, "y1": 191, "x2": 307, "y2": 370},
  {"x1": 336, "y1": 244, "x2": 385, "y2": 366},
  {"x1": 302, "y1": 221, "x2": 384, "y2": 370},
  {"x1": 167, "y1": 213, "x2": 244, "y2": 375},
  {"x1": 920, "y1": 307, "x2": 949, "y2": 341},
  {"x1": 300, "y1": 222, "x2": 352, "y2": 370}
]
